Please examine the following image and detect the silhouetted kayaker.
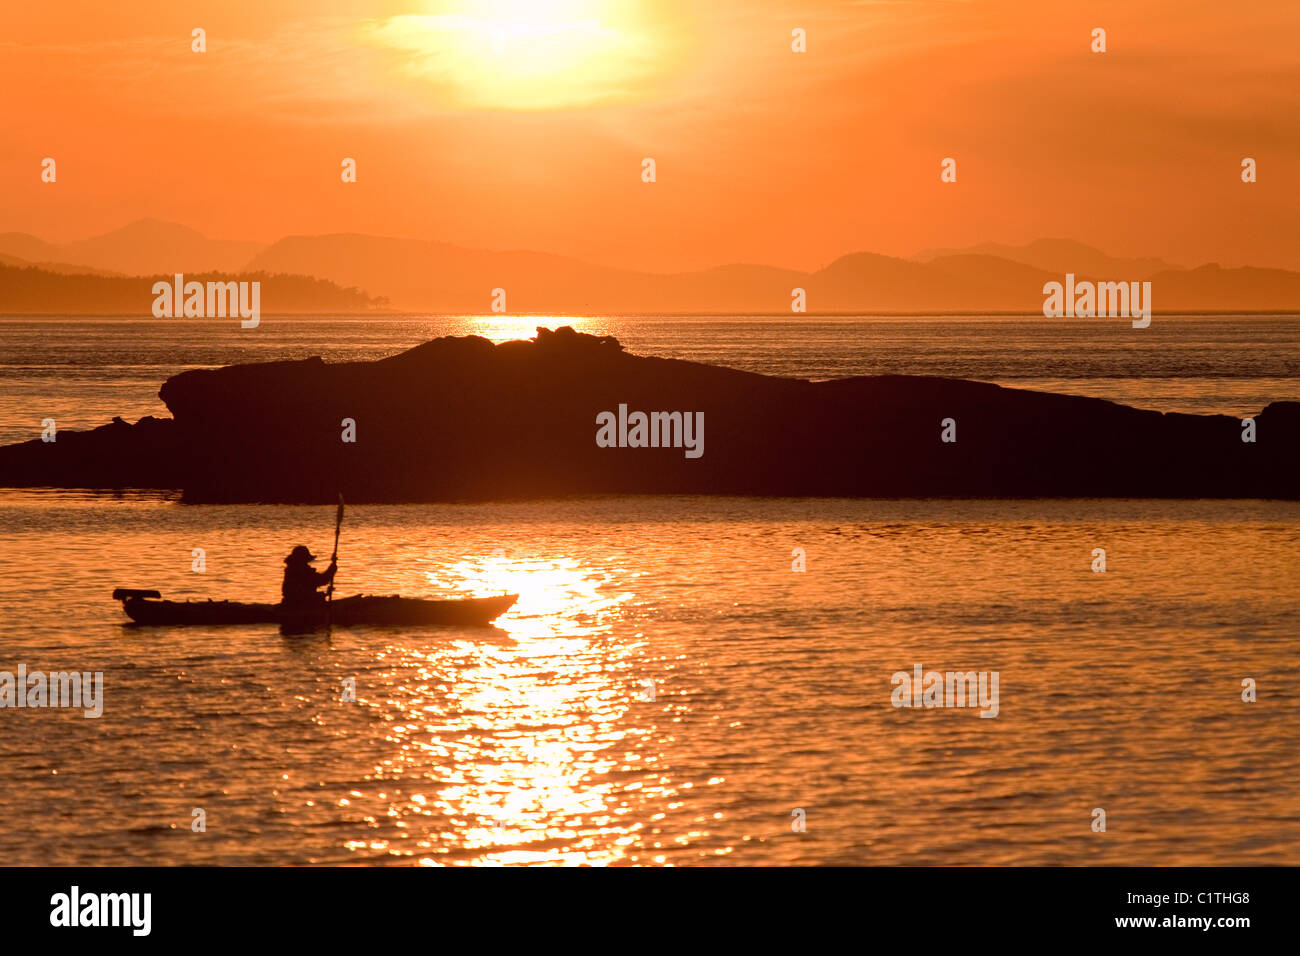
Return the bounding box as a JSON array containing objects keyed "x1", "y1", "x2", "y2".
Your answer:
[{"x1": 281, "y1": 545, "x2": 336, "y2": 608}]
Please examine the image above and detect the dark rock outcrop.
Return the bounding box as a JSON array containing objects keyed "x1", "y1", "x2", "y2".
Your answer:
[
  {"x1": 1, "y1": 327, "x2": 1296, "y2": 502},
  {"x1": 0, "y1": 415, "x2": 183, "y2": 489}
]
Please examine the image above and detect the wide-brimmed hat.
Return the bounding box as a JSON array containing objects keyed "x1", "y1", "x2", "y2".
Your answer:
[{"x1": 285, "y1": 545, "x2": 316, "y2": 564}]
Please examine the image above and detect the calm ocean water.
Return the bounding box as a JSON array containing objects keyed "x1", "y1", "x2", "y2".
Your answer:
[{"x1": 0, "y1": 316, "x2": 1298, "y2": 865}]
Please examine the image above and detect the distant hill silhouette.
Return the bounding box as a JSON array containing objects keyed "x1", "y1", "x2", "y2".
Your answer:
[
  {"x1": 0, "y1": 252, "x2": 120, "y2": 276},
  {"x1": 248, "y1": 234, "x2": 1300, "y2": 313},
  {"x1": 5, "y1": 221, "x2": 1300, "y2": 312},
  {"x1": 0, "y1": 263, "x2": 384, "y2": 314},
  {"x1": 911, "y1": 239, "x2": 1182, "y2": 280},
  {"x1": 0, "y1": 219, "x2": 265, "y2": 276}
]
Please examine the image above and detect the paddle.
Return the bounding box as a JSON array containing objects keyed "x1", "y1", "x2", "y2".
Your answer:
[{"x1": 324, "y1": 493, "x2": 344, "y2": 632}]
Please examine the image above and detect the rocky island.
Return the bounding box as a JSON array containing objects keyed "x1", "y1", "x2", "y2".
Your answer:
[{"x1": 1, "y1": 327, "x2": 1296, "y2": 502}]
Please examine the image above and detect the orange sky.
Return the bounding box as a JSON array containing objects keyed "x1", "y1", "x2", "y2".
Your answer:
[{"x1": 2, "y1": 0, "x2": 1298, "y2": 272}]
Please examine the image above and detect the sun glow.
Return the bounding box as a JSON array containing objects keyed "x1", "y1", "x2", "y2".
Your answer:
[
  {"x1": 368, "y1": 1, "x2": 676, "y2": 109},
  {"x1": 459, "y1": 314, "x2": 597, "y2": 344}
]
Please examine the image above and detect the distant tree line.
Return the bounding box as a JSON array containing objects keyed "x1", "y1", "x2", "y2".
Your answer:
[{"x1": 0, "y1": 264, "x2": 387, "y2": 313}]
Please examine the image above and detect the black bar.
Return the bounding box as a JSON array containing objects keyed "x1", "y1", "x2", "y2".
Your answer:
[{"x1": 0, "y1": 866, "x2": 1277, "y2": 941}]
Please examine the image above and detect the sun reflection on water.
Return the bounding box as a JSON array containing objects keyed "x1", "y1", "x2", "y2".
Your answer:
[
  {"x1": 437, "y1": 553, "x2": 630, "y2": 639},
  {"x1": 361, "y1": 555, "x2": 668, "y2": 865},
  {"x1": 458, "y1": 314, "x2": 597, "y2": 344}
]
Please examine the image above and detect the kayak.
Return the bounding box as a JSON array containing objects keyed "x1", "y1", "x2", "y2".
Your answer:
[{"x1": 112, "y1": 588, "x2": 518, "y2": 629}]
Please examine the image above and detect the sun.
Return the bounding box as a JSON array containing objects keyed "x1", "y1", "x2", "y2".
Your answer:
[
  {"x1": 457, "y1": 0, "x2": 607, "y2": 51},
  {"x1": 367, "y1": 1, "x2": 678, "y2": 110}
]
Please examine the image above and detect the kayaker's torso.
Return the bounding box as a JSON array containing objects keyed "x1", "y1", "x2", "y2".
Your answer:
[{"x1": 281, "y1": 563, "x2": 333, "y2": 605}]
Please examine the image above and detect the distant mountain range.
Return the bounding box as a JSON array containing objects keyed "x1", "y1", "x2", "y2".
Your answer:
[
  {"x1": 0, "y1": 219, "x2": 262, "y2": 276},
  {"x1": 910, "y1": 239, "x2": 1182, "y2": 280},
  {"x1": 2, "y1": 220, "x2": 1299, "y2": 313}
]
